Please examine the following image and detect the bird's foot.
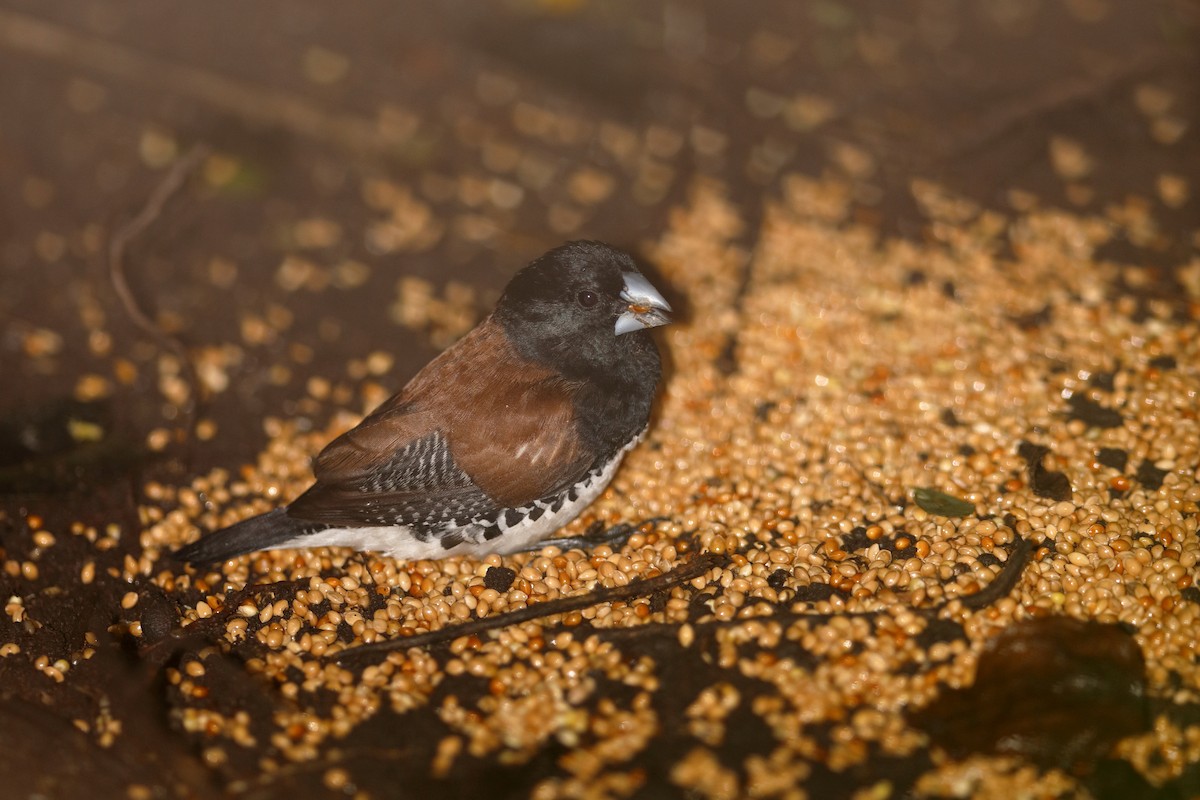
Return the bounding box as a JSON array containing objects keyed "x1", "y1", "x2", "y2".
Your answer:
[{"x1": 523, "y1": 521, "x2": 638, "y2": 554}]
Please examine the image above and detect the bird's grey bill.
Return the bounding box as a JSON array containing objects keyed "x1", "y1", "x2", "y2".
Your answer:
[{"x1": 615, "y1": 272, "x2": 672, "y2": 335}]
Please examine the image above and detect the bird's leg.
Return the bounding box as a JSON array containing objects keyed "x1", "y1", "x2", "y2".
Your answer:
[{"x1": 519, "y1": 521, "x2": 637, "y2": 554}]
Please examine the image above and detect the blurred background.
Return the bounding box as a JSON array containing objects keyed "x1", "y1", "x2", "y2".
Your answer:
[{"x1": 1, "y1": 0, "x2": 1196, "y2": 489}]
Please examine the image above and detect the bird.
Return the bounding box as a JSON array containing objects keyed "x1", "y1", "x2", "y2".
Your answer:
[{"x1": 175, "y1": 240, "x2": 671, "y2": 565}]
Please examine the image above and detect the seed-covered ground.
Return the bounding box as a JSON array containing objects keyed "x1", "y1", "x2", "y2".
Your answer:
[
  {"x1": 113, "y1": 177, "x2": 1196, "y2": 799},
  {"x1": 2, "y1": 2, "x2": 1199, "y2": 799}
]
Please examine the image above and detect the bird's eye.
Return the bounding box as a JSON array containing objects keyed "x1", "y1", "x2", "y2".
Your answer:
[{"x1": 577, "y1": 290, "x2": 599, "y2": 308}]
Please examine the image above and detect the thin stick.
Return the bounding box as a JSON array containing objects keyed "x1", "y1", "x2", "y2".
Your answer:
[
  {"x1": 956, "y1": 534, "x2": 1033, "y2": 610},
  {"x1": 334, "y1": 552, "x2": 727, "y2": 662},
  {"x1": 550, "y1": 535, "x2": 1036, "y2": 643},
  {"x1": 109, "y1": 144, "x2": 210, "y2": 444},
  {"x1": 333, "y1": 535, "x2": 1032, "y2": 661}
]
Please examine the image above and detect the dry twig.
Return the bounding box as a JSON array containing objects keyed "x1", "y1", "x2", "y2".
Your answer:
[
  {"x1": 334, "y1": 552, "x2": 728, "y2": 661},
  {"x1": 109, "y1": 144, "x2": 210, "y2": 445}
]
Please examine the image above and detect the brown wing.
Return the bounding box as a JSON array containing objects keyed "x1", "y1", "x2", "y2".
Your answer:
[
  {"x1": 309, "y1": 398, "x2": 436, "y2": 484},
  {"x1": 303, "y1": 315, "x2": 591, "y2": 511},
  {"x1": 439, "y1": 366, "x2": 590, "y2": 508}
]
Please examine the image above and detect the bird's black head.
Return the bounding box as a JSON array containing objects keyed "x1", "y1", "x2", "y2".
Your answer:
[{"x1": 495, "y1": 241, "x2": 671, "y2": 380}]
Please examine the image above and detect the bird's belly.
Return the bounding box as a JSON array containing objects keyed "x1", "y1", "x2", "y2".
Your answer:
[{"x1": 283, "y1": 434, "x2": 640, "y2": 560}]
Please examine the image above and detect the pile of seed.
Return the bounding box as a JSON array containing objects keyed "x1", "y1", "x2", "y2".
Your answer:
[{"x1": 135, "y1": 175, "x2": 1199, "y2": 797}]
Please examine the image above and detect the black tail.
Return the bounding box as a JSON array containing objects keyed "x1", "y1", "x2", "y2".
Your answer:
[{"x1": 173, "y1": 508, "x2": 307, "y2": 564}]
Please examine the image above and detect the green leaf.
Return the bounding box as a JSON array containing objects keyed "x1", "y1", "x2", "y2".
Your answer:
[{"x1": 913, "y1": 487, "x2": 975, "y2": 517}]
